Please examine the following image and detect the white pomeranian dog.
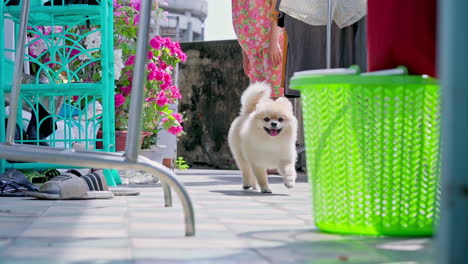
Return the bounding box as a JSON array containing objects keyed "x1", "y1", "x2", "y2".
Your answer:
[{"x1": 228, "y1": 82, "x2": 298, "y2": 193}]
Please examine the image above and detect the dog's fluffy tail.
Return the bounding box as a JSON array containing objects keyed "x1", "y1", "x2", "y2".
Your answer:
[{"x1": 240, "y1": 82, "x2": 271, "y2": 115}]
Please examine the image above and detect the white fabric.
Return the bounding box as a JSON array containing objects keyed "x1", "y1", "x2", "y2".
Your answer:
[
  {"x1": 334, "y1": 0, "x2": 367, "y2": 28},
  {"x1": 50, "y1": 101, "x2": 103, "y2": 149},
  {"x1": 279, "y1": 0, "x2": 367, "y2": 28},
  {"x1": 5, "y1": 106, "x2": 31, "y2": 130},
  {"x1": 80, "y1": 101, "x2": 103, "y2": 121},
  {"x1": 50, "y1": 120, "x2": 100, "y2": 149}
]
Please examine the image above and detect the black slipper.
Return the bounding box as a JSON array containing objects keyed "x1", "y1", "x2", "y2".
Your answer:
[{"x1": 0, "y1": 170, "x2": 38, "y2": 197}]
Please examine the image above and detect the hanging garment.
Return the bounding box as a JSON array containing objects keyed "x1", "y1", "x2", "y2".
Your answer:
[
  {"x1": 283, "y1": 16, "x2": 367, "y2": 97},
  {"x1": 279, "y1": 0, "x2": 366, "y2": 28},
  {"x1": 367, "y1": 0, "x2": 436, "y2": 76},
  {"x1": 275, "y1": 0, "x2": 367, "y2": 97}
]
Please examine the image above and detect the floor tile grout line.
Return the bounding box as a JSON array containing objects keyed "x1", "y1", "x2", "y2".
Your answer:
[{"x1": 0, "y1": 199, "x2": 58, "y2": 255}]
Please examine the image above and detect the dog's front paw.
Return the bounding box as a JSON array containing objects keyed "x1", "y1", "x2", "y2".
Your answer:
[
  {"x1": 242, "y1": 184, "x2": 252, "y2": 190},
  {"x1": 279, "y1": 163, "x2": 297, "y2": 189},
  {"x1": 261, "y1": 188, "x2": 272, "y2": 193},
  {"x1": 283, "y1": 176, "x2": 296, "y2": 188},
  {"x1": 284, "y1": 180, "x2": 295, "y2": 188}
]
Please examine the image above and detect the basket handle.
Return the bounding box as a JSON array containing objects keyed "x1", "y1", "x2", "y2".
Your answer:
[
  {"x1": 361, "y1": 66, "x2": 408, "y2": 76},
  {"x1": 293, "y1": 65, "x2": 360, "y2": 77}
]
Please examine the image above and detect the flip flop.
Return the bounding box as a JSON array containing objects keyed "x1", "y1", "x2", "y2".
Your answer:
[
  {"x1": 0, "y1": 170, "x2": 39, "y2": 197},
  {"x1": 25, "y1": 172, "x2": 113, "y2": 200}
]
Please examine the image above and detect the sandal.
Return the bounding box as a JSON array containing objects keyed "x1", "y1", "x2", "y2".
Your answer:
[
  {"x1": 25, "y1": 172, "x2": 113, "y2": 200},
  {"x1": 88, "y1": 169, "x2": 140, "y2": 196},
  {"x1": 84, "y1": 171, "x2": 140, "y2": 196},
  {"x1": 0, "y1": 170, "x2": 39, "y2": 197}
]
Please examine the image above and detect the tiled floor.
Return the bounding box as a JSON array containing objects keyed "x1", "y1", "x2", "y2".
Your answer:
[{"x1": 0, "y1": 169, "x2": 433, "y2": 263}]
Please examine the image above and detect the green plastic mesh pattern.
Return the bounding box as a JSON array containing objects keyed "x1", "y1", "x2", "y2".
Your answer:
[{"x1": 292, "y1": 75, "x2": 440, "y2": 236}]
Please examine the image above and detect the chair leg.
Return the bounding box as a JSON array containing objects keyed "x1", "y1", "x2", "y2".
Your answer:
[
  {"x1": 143, "y1": 163, "x2": 194, "y2": 236},
  {"x1": 161, "y1": 181, "x2": 172, "y2": 207}
]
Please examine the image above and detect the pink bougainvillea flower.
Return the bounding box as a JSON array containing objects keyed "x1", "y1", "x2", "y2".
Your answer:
[
  {"x1": 147, "y1": 50, "x2": 154, "y2": 60},
  {"x1": 150, "y1": 36, "x2": 163, "y2": 50},
  {"x1": 156, "y1": 91, "x2": 169, "y2": 107},
  {"x1": 148, "y1": 66, "x2": 164, "y2": 81},
  {"x1": 125, "y1": 70, "x2": 133, "y2": 79},
  {"x1": 147, "y1": 62, "x2": 157, "y2": 71},
  {"x1": 178, "y1": 51, "x2": 187, "y2": 62},
  {"x1": 130, "y1": 0, "x2": 141, "y2": 11},
  {"x1": 43, "y1": 57, "x2": 56, "y2": 69},
  {"x1": 160, "y1": 82, "x2": 170, "y2": 91},
  {"x1": 70, "y1": 48, "x2": 81, "y2": 57},
  {"x1": 166, "y1": 42, "x2": 176, "y2": 56},
  {"x1": 147, "y1": 62, "x2": 157, "y2": 80},
  {"x1": 134, "y1": 14, "x2": 140, "y2": 25},
  {"x1": 145, "y1": 96, "x2": 156, "y2": 102},
  {"x1": 168, "y1": 126, "x2": 183, "y2": 135},
  {"x1": 114, "y1": 9, "x2": 123, "y2": 17},
  {"x1": 120, "y1": 85, "x2": 132, "y2": 96},
  {"x1": 159, "y1": 61, "x2": 168, "y2": 70},
  {"x1": 153, "y1": 69, "x2": 165, "y2": 81},
  {"x1": 172, "y1": 113, "x2": 183, "y2": 123},
  {"x1": 148, "y1": 70, "x2": 157, "y2": 81},
  {"x1": 163, "y1": 37, "x2": 173, "y2": 47},
  {"x1": 125, "y1": 55, "x2": 135, "y2": 66},
  {"x1": 163, "y1": 72, "x2": 172, "y2": 84},
  {"x1": 114, "y1": 93, "x2": 126, "y2": 108},
  {"x1": 28, "y1": 37, "x2": 47, "y2": 58},
  {"x1": 170, "y1": 86, "x2": 182, "y2": 99},
  {"x1": 43, "y1": 26, "x2": 52, "y2": 35}
]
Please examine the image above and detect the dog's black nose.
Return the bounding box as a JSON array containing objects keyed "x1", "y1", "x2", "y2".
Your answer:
[{"x1": 271, "y1": 122, "x2": 277, "y2": 127}]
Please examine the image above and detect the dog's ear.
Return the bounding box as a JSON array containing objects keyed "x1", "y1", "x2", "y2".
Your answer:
[{"x1": 275, "y1": 97, "x2": 293, "y2": 111}]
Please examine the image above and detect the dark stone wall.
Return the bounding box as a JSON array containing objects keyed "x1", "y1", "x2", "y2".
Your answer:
[{"x1": 178, "y1": 40, "x2": 249, "y2": 169}]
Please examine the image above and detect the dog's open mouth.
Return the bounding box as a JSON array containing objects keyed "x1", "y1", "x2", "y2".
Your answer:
[{"x1": 264, "y1": 127, "x2": 282, "y2": 136}]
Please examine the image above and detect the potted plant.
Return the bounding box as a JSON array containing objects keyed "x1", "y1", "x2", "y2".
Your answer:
[
  {"x1": 25, "y1": 0, "x2": 186, "y2": 152},
  {"x1": 112, "y1": 0, "x2": 186, "y2": 152}
]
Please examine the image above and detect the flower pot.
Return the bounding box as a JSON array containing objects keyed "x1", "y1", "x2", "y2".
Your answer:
[
  {"x1": 155, "y1": 103, "x2": 179, "y2": 168},
  {"x1": 96, "y1": 130, "x2": 152, "y2": 152}
]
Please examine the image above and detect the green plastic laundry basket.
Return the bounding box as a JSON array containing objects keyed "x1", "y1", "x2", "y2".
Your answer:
[{"x1": 291, "y1": 66, "x2": 441, "y2": 236}]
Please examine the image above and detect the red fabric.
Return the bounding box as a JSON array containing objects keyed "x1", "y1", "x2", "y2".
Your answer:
[{"x1": 367, "y1": 0, "x2": 437, "y2": 77}]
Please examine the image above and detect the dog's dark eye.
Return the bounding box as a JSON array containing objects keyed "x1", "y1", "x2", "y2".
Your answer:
[
  {"x1": 278, "y1": 117, "x2": 284, "y2": 122},
  {"x1": 264, "y1": 117, "x2": 270, "y2": 122}
]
